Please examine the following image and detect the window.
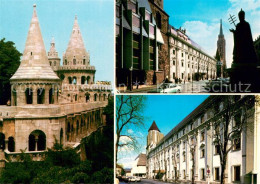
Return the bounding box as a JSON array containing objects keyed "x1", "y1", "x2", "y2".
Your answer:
[
  {"x1": 233, "y1": 166, "x2": 241, "y2": 182},
  {"x1": 201, "y1": 149, "x2": 205, "y2": 158},
  {"x1": 83, "y1": 59, "x2": 86, "y2": 65},
  {"x1": 37, "y1": 88, "x2": 45, "y2": 104},
  {"x1": 190, "y1": 123, "x2": 194, "y2": 130},
  {"x1": 73, "y1": 58, "x2": 76, "y2": 65},
  {"x1": 173, "y1": 60, "x2": 175, "y2": 65},
  {"x1": 183, "y1": 152, "x2": 186, "y2": 162},
  {"x1": 173, "y1": 72, "x2": 175, "y2": 78},
  {"x1": 215, "y1": 145, "x2": 220, "y2": 155},
  {"x1": 173, "y1": 49, "x2": 175, "y2": 55},
  {"x1": 25, "y1": 88, "x2": 33, "y2": 104},
  {"x1": 233, "y1": 137, "x2": 241, "y2": 150},
  {"x1": 183, "y1": 170, "x2": 186, "y2": 179},
  {"x1": 65, "y1": 59, "x2": 67, "y2": 65},
  {"x1": 201, "y1": 132, "x2": 205, "y2": 142},
  {"x1": 183, "y1": 129, "x2": 185, "y2": 135},
  {"x1": 156, "y1": 12, "x2": 162, "y2": 29},
  {"x1": 182, "y1": 53, "x2": 184, "y2": 57},
  {"x1": 201, "y1": 168, "x2": 205, "y2": 180},
  {"x1": 214, "y1": 168, "x2": 220, "y2": 181},
  {"x1": 182, "y1": 62, "x2": 184, "y2": 67}
]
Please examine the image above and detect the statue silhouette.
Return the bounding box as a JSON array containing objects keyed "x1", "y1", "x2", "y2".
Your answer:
[{"x1": 230, "y1": 9, "x2": 258, "y2": 64}]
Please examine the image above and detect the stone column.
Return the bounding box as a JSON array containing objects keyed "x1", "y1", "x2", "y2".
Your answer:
[
  {"x1": 54, "y1": 86, "x2": 58, "y2": 104},
  {"x1": 33, "y1": 89, "x2": 37, "y2": 105},
  {"x1": 45, "y1": 86, "x2": 50, "y2": 105},
  {"x1": 4, "y1": 139, "x2": 8, "y2": 151},
  {"x1": 35, "y1": 136, "x2": 39, "y2": 151}
]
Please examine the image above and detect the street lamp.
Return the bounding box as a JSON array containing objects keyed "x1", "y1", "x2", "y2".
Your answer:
[{"x1": 129, "y1": 66, "x2": 133, "y2": 91}]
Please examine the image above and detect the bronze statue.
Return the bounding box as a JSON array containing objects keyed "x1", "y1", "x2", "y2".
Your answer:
[{"x1": 230, "y1": 9, "x2": 258, "y2": 64}]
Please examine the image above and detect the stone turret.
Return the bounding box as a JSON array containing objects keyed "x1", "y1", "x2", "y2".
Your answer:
[
  {"x1": 63, "y1": 15, "x2": 90, "y2": 66},
  {"x1": 58, "y1": 16, "x2": 96, "y2": 85},
  {"x1": 10, "y1": 5, "x2": 60, "y2": 106},
  {"x1": 48, "y1": 37, "x2": 61, "y2": 69},
  {"x1": 147, "y1": 121, "x2": 164, "y2": 153}
]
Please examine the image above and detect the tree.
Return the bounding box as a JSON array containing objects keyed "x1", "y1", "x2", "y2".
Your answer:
[
  {"x1": 0, "y1": 38, "x2": 21, "y2": 105},
  {"x1": 188, "y1": 131, "x2": 198, "y2": 184},
  {"x1": 116, "y1": 95, "x2": 146, "y2": 161},
  {"x1": 210, "y1": 95, "x2": 255, "y2": 184}
]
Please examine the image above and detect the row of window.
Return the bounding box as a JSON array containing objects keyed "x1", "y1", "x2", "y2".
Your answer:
[{"x1": 64, "y1": 58, "x2": 87, "y2": 65}]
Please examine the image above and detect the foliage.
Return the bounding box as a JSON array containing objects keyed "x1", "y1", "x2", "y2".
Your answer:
[
  {"x1": 0, "y1": 38, "x2": 21, "y2": 105},
  {"x1": 103, "y1": 97, "x2": 114, "y2": 126},
  {"x1": 116, "y1": 95, "x2": 147, "y2": 161},
  {"x1": 155, "y1": 170, "x2": 164, "y2": 180}
]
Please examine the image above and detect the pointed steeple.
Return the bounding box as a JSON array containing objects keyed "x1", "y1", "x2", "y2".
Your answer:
[
  {"x1": 148, "y1": 121, "x2": 160, "y2": 132},
  {"x1": 219, "y1": 19, "x2": 223, "y2": 36},
  {"x1": 48, "y1": 37, "x2": 59, "y2": 58},
  {"x1": 11, "y1": 4, "x2": 59, "y2": 81},
  {"x1": 64, "y1": 15, "x2": 90, "y2": 65}
]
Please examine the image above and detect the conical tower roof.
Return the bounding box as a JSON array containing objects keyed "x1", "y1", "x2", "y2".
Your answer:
[
  {"x1": 10, "y1": 5, "x2": 60, "y2": 81},
  {"x1": 64, "y1": 15, "x2": 89, "y2": 63},
  {"x1": 148, "y1": 121, "x2": 160, "y2": 132}
]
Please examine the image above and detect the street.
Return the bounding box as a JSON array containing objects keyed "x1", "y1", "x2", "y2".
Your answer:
[{"x1": 119, "y1": 179, "x2": 173, "y2": 184}]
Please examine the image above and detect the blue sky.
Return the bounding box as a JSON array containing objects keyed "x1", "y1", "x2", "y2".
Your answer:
[
  {"x1": 163, "y1": 0, "x2": 260, "y2": 68},
  {"x1": 0, "y1": 0, "x2": 114, "y2": 83},
  {"x1": 118, "y1": 95, "x2": 209, "y2": 168}
]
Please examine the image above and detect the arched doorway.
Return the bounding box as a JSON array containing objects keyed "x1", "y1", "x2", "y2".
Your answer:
[
  {"x1": 81, "y1": 76, "x2": 86, "y2": 84},
  {"x1": 37, "y1": 88, "x2": 45, "y2": 104},
  {"x1": 28, "y1": 130, "x2": 46, "y2": 151},
  {"x1": 8, "y1": 137, "x2": 15, "y2": 152},
  {"x1": 0, "y1": 133, "x2": 5, "y2": 150},
  {"x1": 68, "y1": 77, "x2": 72, "y2": 84},
  {"x1": 25, "y1": 88, "x2": 33, "y2": 104},
  {"x1": 49, "y1": 88, "x2": 54, "y2": 104}
]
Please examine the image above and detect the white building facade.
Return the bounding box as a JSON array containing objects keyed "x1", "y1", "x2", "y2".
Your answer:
[
  {"x1": 147, "y1": 96, "x2": 260, "y2": 184},
  {"x1": 168, "y1": 26, "x2": 217, "y2": 82}
]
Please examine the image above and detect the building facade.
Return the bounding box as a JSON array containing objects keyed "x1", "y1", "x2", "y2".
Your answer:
[
  {"x1": 131, "y1": 153, "x2": 147, "y2": 178},
  {"x1": 0, "y1": 5, "x2": 111, "y2": 162},
  {"x1": 168, "y1": 27, "x2": 217, "y2": 82},
  {"x1": 116, "y1": 0, "x2": 164, "y2": 87},
  {"x1": 146, "y1": 96, "x2": 260, "y2": 184}
]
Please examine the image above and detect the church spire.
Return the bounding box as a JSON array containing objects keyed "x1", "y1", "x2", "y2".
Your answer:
[
  {"x1": 10, "y1": 4, "x2": 59, "y2": 81},
  {"x1": 219, "y1": 19, "x2": 223, "y2": 36},
  {"x1": 64, "y1": 15, "x2": 90, "y2": 66}
]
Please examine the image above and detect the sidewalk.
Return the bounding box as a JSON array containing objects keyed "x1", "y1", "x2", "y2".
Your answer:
[{"x1": 117, "y1": 85, "x2": 157, "y2": 93}]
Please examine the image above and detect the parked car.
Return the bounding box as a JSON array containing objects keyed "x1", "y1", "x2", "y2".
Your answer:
[
  {"x1": 128, "y1": 176, "x2": 141, "y2": 182},
  {"x1": 158, "y1": 83, "x2": 181, "y2": 93}
]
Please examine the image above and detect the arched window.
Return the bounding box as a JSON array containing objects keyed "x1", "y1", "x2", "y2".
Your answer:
[
  {"x1": 68, "y1": 77, "x2": 72, "y2": 84},
  {"x1": 50, "y1": 61, "x2": 52, "y2": 66},
  {"x1": 64, "y1": 59, "x2": 67, "y2": 65},
  {"x1": 0, "y1": 133, "x2": 5, "y2": 150},
  {"x1": 8, "y1": 137, "x2": 15, "y2": 152},
  {"x1": 59, "y1": 74, "x2": 65, "y2": 81},
  {"x1": 25, "y1": 88, "x2": 33, "y2": 104},
  {"x1": 81, "y1": 76, "x2": 86, "y2": 84},
  {"x1": 85, "y1": 93, "x2": 90, "y2": 102},
  {"x1": 37, "y1": 88, "x2": 45, "y2": 104},
  {"x1": 49, "y1": 88, "x2": 54, "y2": 104},
  {"x1": 73, "y1": 58, "x2": 76, "y2": 65},
  {"x1": 54, "y1": 61, "x2": 56, "y2": 66},
  {"x1": 67, "y1": 122, "x2": 71, "y2": 141},
  {"x1": 73, "y1": 77, "x2": 77, "y2": 85},
  {"x1": 103, "y1": 94, "x2": 106, "y2": 101},
  {"x1": 28, "y1": 130, "x2": 46, "y2": 151},
  {"x1": 83, "y1": 59, "x2": 86, "y2": 65},
  {"x1": 156, "y1": 12, "x2": 162, "y2": 29},
  {"x1": 75, "y1": 94, "x2": 77, "y2": 101},
  {"x1": 99, "y1": 94, "x2": 101, "y2": 101},
  {"x1": 94, "y1": 94, "x2": 97, "y2": 101}
]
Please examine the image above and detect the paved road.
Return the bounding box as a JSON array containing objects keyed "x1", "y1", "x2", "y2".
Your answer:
[{"x1": 120, "y1": 179, "x2": 173, "y2": 184}]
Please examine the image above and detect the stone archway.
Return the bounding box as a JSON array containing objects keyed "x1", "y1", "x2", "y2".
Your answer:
[{"x1": 28, "y1": 130, "x2": 46, "y2": 151}]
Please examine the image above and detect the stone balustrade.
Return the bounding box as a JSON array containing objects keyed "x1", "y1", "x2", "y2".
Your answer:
[{"x1": 5, "y1": 150, "x2": 46, "y2": 162}]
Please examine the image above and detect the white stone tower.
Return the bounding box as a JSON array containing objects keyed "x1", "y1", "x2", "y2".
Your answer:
[
  {"x1": 10, "y1": 4, "x2": 60, "y2": 106},
  {"x1": 147, "y1": 121, "x2": 164, "y2": 153}
]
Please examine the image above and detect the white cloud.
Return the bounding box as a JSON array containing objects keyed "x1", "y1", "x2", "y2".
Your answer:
[{"x1": 181, "y1": 0, "x2": 260, "y2": 68}]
